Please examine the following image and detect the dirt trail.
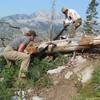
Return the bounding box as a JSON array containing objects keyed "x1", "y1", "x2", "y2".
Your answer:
[
  {"x1": 39, "y1": 80, "x2": 77, "y2": 100},
  {"x1": 30, "y1": 55, "x2": 100, "y2": 100}
]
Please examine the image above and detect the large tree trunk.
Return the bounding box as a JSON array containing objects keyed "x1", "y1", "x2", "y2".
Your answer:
[
  {"x1": 38, "y1": 35, "x2": 100, "y2": 53},
  {"x1": 25, "y1": 35, "x2": 100, "y2": 55}
]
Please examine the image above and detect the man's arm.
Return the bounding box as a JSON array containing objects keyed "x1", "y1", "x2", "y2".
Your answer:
[
  {"x1": 18, "y1": 38, "x2": 30, "y2": 52},
  {"x1": 18, "y1": 43, "x2": 26, "y2": 52}
]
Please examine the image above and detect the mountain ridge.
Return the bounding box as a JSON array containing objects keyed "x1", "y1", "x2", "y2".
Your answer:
[
  {"x1": 0, "y1": 11, "x2": 64, "y2": 42},
  {"x1": 0, "y1": 11, "x2": 99, "y2": 43}
]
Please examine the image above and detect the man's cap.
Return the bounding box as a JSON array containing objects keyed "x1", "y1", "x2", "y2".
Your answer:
[
  {"x1": 61, "y1": 7, "x2": 68, "y2": 13},
  {"x1": 22, "y1": 28, "x2": 37, "y2": 37},
  {"x1": 28, "y1": 30, "x2": 37, "y2": 37}
]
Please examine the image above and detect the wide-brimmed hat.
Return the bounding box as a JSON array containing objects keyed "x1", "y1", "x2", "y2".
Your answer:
[{"x1": 61, "y1": 7, "x2": 68, "y2": 13}]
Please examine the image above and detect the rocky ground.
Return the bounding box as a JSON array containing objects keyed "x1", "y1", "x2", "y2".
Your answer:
[{"x1": 22, "y1": 54, "x2": 100, "y2": 100}]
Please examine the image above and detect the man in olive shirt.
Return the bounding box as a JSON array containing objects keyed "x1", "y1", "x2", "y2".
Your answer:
[{"x1": 4, "y1": 29, "x2": 37, "y2": 78}]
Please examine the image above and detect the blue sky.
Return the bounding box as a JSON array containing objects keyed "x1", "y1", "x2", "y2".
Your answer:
[{"x1": 0, "y1": 0, "x2": 100, "y2": 19}]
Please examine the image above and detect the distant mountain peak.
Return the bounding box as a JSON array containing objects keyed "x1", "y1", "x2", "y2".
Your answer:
[
  {"x1": 31, "y1": 10, "x2": 49, "y2": 17},
  {"x1": 0, "y1": 10, "x2": 64, "y2": 40}
]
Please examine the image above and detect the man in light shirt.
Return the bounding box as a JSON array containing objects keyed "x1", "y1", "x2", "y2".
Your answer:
[{"x1": 61, "y1": 7, "x2": 82, "y2": 38}]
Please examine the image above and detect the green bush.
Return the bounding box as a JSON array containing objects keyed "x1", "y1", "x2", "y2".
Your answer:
[
  {"x1": 76, "y1": 62, "x2": 100, "y2": 99},
  {"x1": 0, "y1": 64, "x2": 14, "y2": 99},
  {"x1": 0, "y1": 57, "x2": 6, "y2": 73},
  {"x1": 0, "y1": 54, "x2": 67, "y2": 98},
  {"x1": 27, "y1": 54, "x2": 67, "y2": 87},
  {"x1": 28, "y1": 57, "x2": 60, "y2": 86},
  {"x1": 0, "y1": 82, "x2": 13, "y2": 100}
]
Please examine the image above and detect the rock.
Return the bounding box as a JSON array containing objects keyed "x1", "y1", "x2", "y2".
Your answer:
[
  {"x1": 80, "y1": 66, "x2": 94, "y2": 83},
  {"x1": 13, "y1": 90, "x2": 26, "y2": 100},
  {"x1": 32, "y1": 96, "x2": 43, "y2": 100},
  {"x1": 65, "y1": 71, "x2": 73, "y2": 79},
  {"x1": 12, "y1": 96, "x2": 18, "y2": 100},
  {"x1": 0, "y1": 47, "x2": 4, "y2": 57},
  {"x1": 27, "y1": 88, "x2": 33, "y2": 94},
  {"x1": 47, "y1": 66, "x2": 66, "y2": 75},
  {"x1": 75, "y1": 56, "x2": 86, "y2": 65},
  {"x1": 0, "y1": 77, "x2": 4, "y2": 81}
]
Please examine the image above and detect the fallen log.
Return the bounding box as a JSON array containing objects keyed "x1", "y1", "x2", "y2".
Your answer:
[
  {"x1": 25, "y1": 35, "x2": 100, "y2": 56},
  {"x1": 38, "y1": 35, "x2": 100, "y2": 53}
]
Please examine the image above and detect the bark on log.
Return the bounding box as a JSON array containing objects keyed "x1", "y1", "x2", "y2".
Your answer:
[
  {"x1": 38, "y1": 35, "x2": 100, "y2": 53},
  {"x1": 25, "y1": 35, "x2": 100, "y2": 54}
]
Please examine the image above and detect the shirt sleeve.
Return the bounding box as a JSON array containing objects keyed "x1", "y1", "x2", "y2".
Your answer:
[
  {"x1": 69, "y1": 9, "x2": 81, "y2": 19},
  {"x1": 22, "y1": 38, "x2": 30, "y2": 46}
]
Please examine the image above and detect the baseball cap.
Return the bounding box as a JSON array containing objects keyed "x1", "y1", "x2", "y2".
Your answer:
[{"x1": 22, "y1": 28, "x2": 37, "y2": 37}]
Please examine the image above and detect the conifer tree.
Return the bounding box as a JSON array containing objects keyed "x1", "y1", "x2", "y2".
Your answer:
[{"x1": 83, "y1": 0, "x2": 99, "y2": 35}]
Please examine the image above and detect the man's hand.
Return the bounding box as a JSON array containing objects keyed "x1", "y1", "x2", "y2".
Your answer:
[
  {"x1": 63, "y1": 19, "x2": 72, "y2": 28},
  {"x1": 24, "y1": 43, "x2": 38, "y2": 54},
  {"x1": 47, "y1": 42, "x2": 57, "y2": 52},
  {"x1": 24, "y1": 46, "x2": 38, "y2": 54},
  {"x1": 63, "y1": 20, "x2": 70, "y2": 28},
  {"x1": 63, "y1": 21, "x2": 67, "y2": 28}
]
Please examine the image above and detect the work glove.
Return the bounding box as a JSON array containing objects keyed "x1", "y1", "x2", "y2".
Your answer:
[
  {"x1": 63, "y1": 21, "x2": 68, "y2": 28},
  {"x1": 63, "y1": 21, "x2": 70, "y2": 29},
  {"x1": 24, "y1": 42, "x2": 38, "y2": 54},
  {"x1": 47, "y1": 42, "x2": 57, "y2": 52},
  {"x1": 24, "y1": 46, "x2": 38, "y2": 54}
]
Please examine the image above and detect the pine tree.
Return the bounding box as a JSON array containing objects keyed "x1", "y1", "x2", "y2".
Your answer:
[{"x1": 83, "y1": 0, "x2": 99, "y2": 35}]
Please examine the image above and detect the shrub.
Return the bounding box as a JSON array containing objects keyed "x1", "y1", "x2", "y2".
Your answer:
[
  {"x1": 0, "y1": 53, "x2": 67, "y2": 98},
  {"x1": 75, "y1": 62, "x2": 100, "y2": 99},
  {"x1": 0, "y1": 82, "x2": 13, "y2": 100}
]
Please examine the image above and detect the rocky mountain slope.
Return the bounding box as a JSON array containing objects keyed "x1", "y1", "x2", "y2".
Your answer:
[
  {"x1": 0, "y1": 11, "x2": 64, "y2": 42},
  {"x1": 0, "y1": 11, "x2": 99, "y2": 47}
]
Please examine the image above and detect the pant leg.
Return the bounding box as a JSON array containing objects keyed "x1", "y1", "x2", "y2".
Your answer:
[
  {"x1": 74, "y1": 18, "x2": 82, "y2": 29},
  {"x1": 18, "y1": 54, "x2": 30, "y2": 78},
  {"x1": 69, "y1": 18, "x2": 82, "y2": 38},
  {"x1": 4, "y1": 46, "x2": 30, "y2": 78}
]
